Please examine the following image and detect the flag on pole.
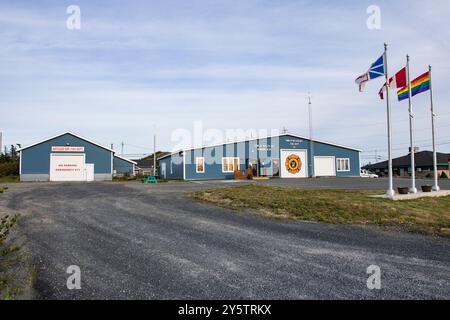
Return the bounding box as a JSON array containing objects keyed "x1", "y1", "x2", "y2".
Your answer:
[
  {"x1": 378, "y1": 67, "x2": 407, "y2": 99},
  {"x1": 355, "y1": 54, "x2": 385, "y2": 92},
  {"x1": 397, "y1": 71, "x2": 431, "y2": 101}
]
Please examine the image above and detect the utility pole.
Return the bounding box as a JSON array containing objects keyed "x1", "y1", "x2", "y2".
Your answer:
[
  {"x1": 0, "y1": 131, "x2": 2, "y2": 155},
  {"x1": 121, "y1": 142, "x2": 124, "y2": 157},
  {"x1": 111, "y1": 143, "x2": 114, "y2": 150},
  {"x1": 308, "y1": 93, "x2": 315, "y2": 178}
]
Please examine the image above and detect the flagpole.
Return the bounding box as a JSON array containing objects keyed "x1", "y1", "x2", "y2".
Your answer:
[
  {"x1": 384, "y1": 43, "x2": 395, "y2": 198},
  {"x1": 429, "y1": 65, "x2": 440, "y2": 192},
  {"x1": 406, "y1": 55, "x2": 418, "y2": 194}
]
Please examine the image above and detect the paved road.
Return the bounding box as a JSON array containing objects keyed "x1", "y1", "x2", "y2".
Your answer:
[{"x1": 1, "y1": 181, "x2": 449, "y2": 299}]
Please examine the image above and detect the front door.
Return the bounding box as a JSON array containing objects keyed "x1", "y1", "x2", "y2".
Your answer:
[
  {"x1": 85, "y1": 164, "x2": 95, "y2": 181},
  {"x1": 161, "y1": 162, "x2": 166, "y2": 179}
]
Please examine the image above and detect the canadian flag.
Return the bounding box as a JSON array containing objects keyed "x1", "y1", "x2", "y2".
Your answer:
[{"x1": 379, "y1": 67, "x2": 407, "y2": 99}]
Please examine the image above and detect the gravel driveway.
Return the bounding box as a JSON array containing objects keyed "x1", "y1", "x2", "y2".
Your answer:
[{"x1": 1, "y1": 181, "x2": 449, "y2": 299}]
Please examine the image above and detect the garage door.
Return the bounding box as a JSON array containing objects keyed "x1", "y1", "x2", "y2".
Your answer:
[
  {"x1": 280, "y1": 150, "x2": 308, "y2": 178},
  {"x1": 50, "y1": 154, "x2": 86, "y2": 182},
  {"x1": 314, "y1": 156, "x2": 336, "y2": 177}
]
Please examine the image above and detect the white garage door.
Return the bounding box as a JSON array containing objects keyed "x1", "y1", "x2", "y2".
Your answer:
[
  {"x1": 280, "y1": 150, "x2": 308, "y2": 178},
  {"x1": 314, "y1": 156, "x2": 336, "y2": 177},
  {"x1": 50, "y1": 154, "x2": 86, "y2": 182}
]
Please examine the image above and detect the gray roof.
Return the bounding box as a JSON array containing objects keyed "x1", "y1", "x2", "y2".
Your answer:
[{"x1": 365, "y1": 151, "x2": 450, "y2": 169}]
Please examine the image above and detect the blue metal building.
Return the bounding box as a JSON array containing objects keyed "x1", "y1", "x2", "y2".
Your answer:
[
  {"x1": 113, "y1": 155, "x2": 137, "y2": 176},
  {"x1": 18, "y1": 132, "x2": 136, "y2": 182},
  {"x1": 158, "y1": 133, "x2": 361, "y2": 180}
]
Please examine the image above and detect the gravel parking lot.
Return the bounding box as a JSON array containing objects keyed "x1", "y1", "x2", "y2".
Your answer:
[{"x1": 0, "y1": 180, "x2": 449, "y2": 299}]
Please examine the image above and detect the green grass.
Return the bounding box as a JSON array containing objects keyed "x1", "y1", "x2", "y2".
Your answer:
[
  {"x1": 193, "y1": 185, "x2": 450, "y2": 237},
  {"x1": 0, "y1": 176, "x2": 19, "y2": 183}
]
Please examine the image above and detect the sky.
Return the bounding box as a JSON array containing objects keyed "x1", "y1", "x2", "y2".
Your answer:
[{"x1": 1, "y1": 0, "x2": 449, "y2": 165}]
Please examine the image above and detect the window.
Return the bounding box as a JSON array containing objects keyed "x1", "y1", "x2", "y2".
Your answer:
[
  {"x1": 222, "y1": 157, "x2": 239, "y2": 173},
  {"x1": 336, "y1": 158, "x2": 350, "y2": 172},
  {"x1": 170, "y1": 160, "x2": 173, "y2": 175},
  {"x1": 196, "y1": 157, "x2": 205, "y2": 173}
]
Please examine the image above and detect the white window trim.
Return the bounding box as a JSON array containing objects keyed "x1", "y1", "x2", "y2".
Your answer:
[
  {"x1": 196, "y1": 157, "x2": 205, "y2": 173},
  {"x1": 336, "y1": 158, "x2": 351, "y2": 172},
  {"x1": 222, "y1": 157, "x2": 239, "y2": 173}
]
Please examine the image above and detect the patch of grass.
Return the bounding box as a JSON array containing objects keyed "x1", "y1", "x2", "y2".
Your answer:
[
  {"x1": 193, "y1": 185, "x2": 450, "y2": 237},
  {"x1": 1, "y1": 207, "x2": 33, "y2": 299},
  {"x1": 0, "y1": 176, "x2": 19, "y2": 183}
]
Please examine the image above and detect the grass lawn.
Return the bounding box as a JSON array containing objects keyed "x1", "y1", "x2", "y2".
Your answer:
[
  {"x1": 0, "y1": 176, "x2": 19, "y2": 183},
  {"x1": 193, "y1": 185, "x2": 450, "y2": 237}
]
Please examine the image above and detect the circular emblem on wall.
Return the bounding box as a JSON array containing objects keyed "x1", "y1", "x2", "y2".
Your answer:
[{"x1": 285, "y1": 154, "x2": 302, "y2": 174}]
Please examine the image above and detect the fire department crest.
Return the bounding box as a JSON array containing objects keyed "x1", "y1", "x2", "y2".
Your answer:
[{"x1": 285, "y1": 154, "x2": 302, "y2": 174}]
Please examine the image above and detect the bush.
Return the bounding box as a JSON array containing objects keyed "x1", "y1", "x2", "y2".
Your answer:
[
  {"x1": 0, "y1": 162, "x2": 19, "y2": 177},
  {"x1": 441, "y1": 171, "x2": 448, "y2": 179}
]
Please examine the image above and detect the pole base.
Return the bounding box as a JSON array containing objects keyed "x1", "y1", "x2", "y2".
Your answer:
[
  {"x1": 409, "y1": 187, "x2": 418, "y2": 194},
  {"x1": 432, "y1": 185, "x2": 440, "y2": 192},
  {"x1": 386, "y1": 189, "x2": 395, "y2": 198}
]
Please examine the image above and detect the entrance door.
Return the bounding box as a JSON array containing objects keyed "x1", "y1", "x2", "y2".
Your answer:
[
  {"x1": 50, "y1": 154, "x2": 85, "y2": 182},
  {"x1": 161, "y1": 162, "x2": 167, "y2": 179},
  {"x1": 314, "y1": 156, "x2": 336, "y2": 177},
  {"x1": 280, "y1": 150, "x2": 308, "y2": 178},
  {"x1": 85, "y1": 164, "x2": 95, "y2": 181}
]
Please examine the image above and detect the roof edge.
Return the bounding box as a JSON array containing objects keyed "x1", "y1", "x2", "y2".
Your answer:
[
  {"x1": 157, "y1": 132, "x2": 362, "y2": 158},
  {"x1": 17, "y1": 131, "x2": 114, "y2": 153},
  {"x1": 113, "y1": 154, "x2": 138, "y2": 165}
]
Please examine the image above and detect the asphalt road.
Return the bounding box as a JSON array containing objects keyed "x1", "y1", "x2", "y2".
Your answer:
[{"x1": 1, "y1": 181, "x2": 449, "y2": 299}]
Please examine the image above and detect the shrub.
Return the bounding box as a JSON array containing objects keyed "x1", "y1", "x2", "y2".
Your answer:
[
  {"x1": 0, "y1": 162, "x2": 19, "y2": 177},
  {"x1": 441, "y1": 171, "x2": 448, "y2": 179}
]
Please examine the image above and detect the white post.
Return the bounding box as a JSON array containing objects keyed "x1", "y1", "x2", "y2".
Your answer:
[
  {"x1": 308, "y1": 94, "x2": 315, "y2": 178},
  {"x1": 384, "y1": 44, "x2": 395, "y2": 198},
  {"x1": 429, "y1": 65, "x2": 440, "y2": 191},
  {"x1": 406, "y1": 55, "x2": 417, "y2": 194}
]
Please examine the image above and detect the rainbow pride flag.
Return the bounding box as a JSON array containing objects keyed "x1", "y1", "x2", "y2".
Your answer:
[{"x1": 397, "y1": 71, "x2": 431, "y2": 101}]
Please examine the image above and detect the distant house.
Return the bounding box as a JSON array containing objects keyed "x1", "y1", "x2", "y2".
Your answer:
[
  {"x1": 364, "y1": 150, "x2": 450, "y2": 178},
  {"x1": 134, "y1": 151, "x2": 169, "y2": 176}
]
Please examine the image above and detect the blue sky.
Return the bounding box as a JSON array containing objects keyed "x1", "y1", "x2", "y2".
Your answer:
[{"x1": 1, "y1": 0, "x2": 449, "y2": 164}]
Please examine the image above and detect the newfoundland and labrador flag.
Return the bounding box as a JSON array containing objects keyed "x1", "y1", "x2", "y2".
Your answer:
[
  {"x1": 355, "y1": 54, "x2": 385, "y2": 92},
  {"x1": 397, "y1": 71, "x2": 431, "y2": 101}
]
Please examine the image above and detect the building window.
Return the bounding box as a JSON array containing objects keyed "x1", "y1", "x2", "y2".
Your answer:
[
  {"x1": 336, "y1": 158, "x2": 350, "y2": 172},
  {"x1": 196, "y1": 157, "x2": 205, "y2": 173},
  {"x1": 222, "y1": 157, "x2": 239, "y2": 173}
]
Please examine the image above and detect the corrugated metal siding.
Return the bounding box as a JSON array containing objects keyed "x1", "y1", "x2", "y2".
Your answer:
[
  {"x1": 113, "y1": 156, "x2": 134, "y2": 175},
  {"x1": 21, "y1": 133, "x2": 112, "y2": 174}
]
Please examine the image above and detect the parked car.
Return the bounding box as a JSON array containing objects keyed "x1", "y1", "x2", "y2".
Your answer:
[{"x1": 360, "y1": 169, "x2": 379, "y2": 178}]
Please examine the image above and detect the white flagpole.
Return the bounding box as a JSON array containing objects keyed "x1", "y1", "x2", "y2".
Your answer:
[
  {"x1": 384, "y1": 43, "x2": 395, "y2": 198},
  {"x1": 429, "y1": 65, "x2": 440, "y2": 192},
  {"x1": 406, "y1": 55, "x2": 417, "y2": 193}
]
